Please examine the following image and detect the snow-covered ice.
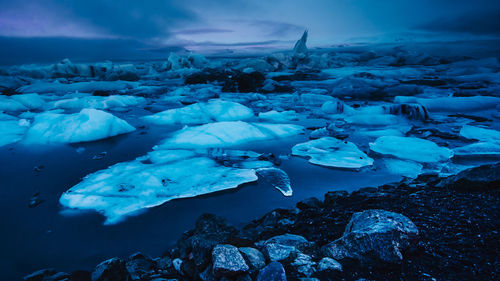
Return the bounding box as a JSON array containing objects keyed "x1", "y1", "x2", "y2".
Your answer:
[
  {"x1": 24, "y1": 108, "x2": 135, "y2": 144},
  {"x1": 144, "y1": 99, "x2": 254, "y2": 125},
  {"x1": 292, "y1": 137, "x2": 373, "y2": 169},
  {"x1": 157, "y1": 121, "x2": 304, "y2": 149},
  {"x1": 460, "y1": 125, "x2": 500, "y2": 143},
  {"x1": 370, "y1": 136, "x2": 453, "y2": 163},
  {"x1": 60, "y1": 149, "x2": 258, "y2": 224}
]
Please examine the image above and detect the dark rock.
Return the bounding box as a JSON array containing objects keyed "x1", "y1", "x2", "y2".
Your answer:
[
  {"x1": 290, "y1": 252, "x2": 316, "y2": 277},
  {"x1": 177, "y1": 214, "x2": 238, "y2": 270},
  {"x1": 296, "y1": 197, "x2": 322, "y2": 210},
  {"x1": 257, "y1": 262, "x2": 287, "y2": 281},
  {"x1": 24, "y1": 268, "x2": 56, "y2": 281},
  {"x1": 199, "y1": 265, "x2": 216, "y2": 281},
  {"x1": 91, "y1": 257, "x2": 130, "y2": 281},
  {"x1": 261, "y1": 234, "x2": 309, "y2": 262},
  {"x1": 71, "y1": 270, "x2": 92, "y2": 281},
  {"x1": 316, "y1": 257, "x2": 342, "y2": 272},
  {"x1": 323, "y1": 191, "x2": 348, "y2": 207},
  {"x1": 322, "y1": 209, "x2": 419, "y2": 264},
  {"x1": 437, "y1": 163, "x2": 500, "y2": 191},
  {"x1": 126, "y1": 252, "x2": 156, "y2": 280},
  {"x1": 235, "y1": 71, "x2": 265, "y2": 93},
  {"x1": 239, "y1": 247, "x2": 266, "y2": 271},
  {"x1": 212, "y1": 244, "x2": 249, "y2": 278}
]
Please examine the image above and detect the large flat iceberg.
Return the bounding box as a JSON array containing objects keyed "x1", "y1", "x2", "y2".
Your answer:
[
  {"x1": 143, "y1": 99, "x2": 253, "y2": 125},
  {"x1": 60, "y1": 149, "x2": 258, "y2": 224},
  {"x1": 157, "y1": 121, "x2": 304, "y2": 149},
  {"x1": 370, "y1": 136, "x2": 453, "y2": 163},
  {"x1": 292, "y1": 137, "x2": 373, "y2": 169},
  {"x1": 24, "y1": 108, "x2": 135, "y2": 144}
]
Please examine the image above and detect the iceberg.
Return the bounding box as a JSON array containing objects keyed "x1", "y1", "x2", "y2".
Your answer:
[
  {"x1": 293, "y1": 30, "x2": 308, "y2": 54},
  {"x1": 292, "y1": 137, "x2": 373, "y2": 169},
  {"x1": 0, "y1": 119, "x2": 30, "y2": 147},
  {"x1": 60, "y1": 149, "x2": 258, "y2": 224},
  {"x1": 459, "y1": 125, "x2": 500, "y2": 143},
  {"x1": 51, "y1": 95, "x2": 145, "y2": 110},
  {"x1": 370, "y1": 136, "x2": 453, "y2": 163},
  {"x1": 394, "y1": 96, "x2": 500, "y2": 112},
  {"x1": 256, "y1": 167, "x2": 292, "y2": 196},
  {"x1": 258, "y1": 110, "x2": 299, "y2": 122},
  {"x1": 18, "y1": 81, "x2": 139, "y2": 94},
  {"x1": 157, "y1": 121, "x2": 304, "y2": 149},
  {"x1": 143, "y1": 99, "x2": 254, "y2": 125},
  {"x1": 24, "y1": 108, "x2": 135, "y2": 144}
]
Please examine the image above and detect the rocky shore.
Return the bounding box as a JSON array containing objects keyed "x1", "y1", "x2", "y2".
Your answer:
[{"x1": 24, "y1": 163, "x2": 499, "y2": 281}]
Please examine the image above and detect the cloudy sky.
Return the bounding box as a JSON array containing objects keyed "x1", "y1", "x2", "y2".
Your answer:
[{"x1": 0, "y1": 0, "x2": 499, "y2": 63}]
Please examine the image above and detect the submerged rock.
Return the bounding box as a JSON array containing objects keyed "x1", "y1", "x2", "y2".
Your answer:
[{"x1": 322, "y1": 209, "x2": 419, "y2": 264}]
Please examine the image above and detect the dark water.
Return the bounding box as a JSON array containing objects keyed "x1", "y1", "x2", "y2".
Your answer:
[{"x1": 0, "y1": 119, "x2": 402, "y2": 280}]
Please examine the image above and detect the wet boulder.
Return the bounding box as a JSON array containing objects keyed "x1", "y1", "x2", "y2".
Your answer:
[
  {"x1": 322, "y1": 209, "x2": 418, "y2": 264},
  {"x1": 212, "y1": 244, "x2": 249, "y2": 278},
  {"x1": 290, "y1": 252, "x2": 316, "y2": 277},
  {"x1": 177, "y1": 214, "x2": 238, "y2": 270},
  {"x1": 91, "y1": 258, "x2": 130, "y2": 281},
  {"x1": 257, "y1": 262, "x2": 287, "y2": 281},
  {"x1": 437, "y1": 163, "x2": 500, "y2": 191},
  {"x1": 261, "y1": 234, "x2": 310, "y2": 262},
  {"x1": 239, "y1": 247, "x2": 266, "y2": 272}
]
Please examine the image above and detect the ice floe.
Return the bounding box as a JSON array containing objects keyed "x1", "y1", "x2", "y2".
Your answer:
[
  {"x1": 0, "y1": 118, "x2": 30, "y2": 147},
  {"x1": 258, "y1": 110, "x2": 299, "y2": 122},
  {"x1": 60, "y1": 149, "x2": 258, "y2": 224},
  {"x1": 292, "y1": 137, "x2": 373, "y2": 169},
  {"x1": 157, "y1": 121, "x2": 304, "y2": 149},
  {"x1": 382, "y1": 159, "x2": 423, "y2": 178},
  {"x1": 18, "y1": 81, "x2": 139, "y2": 94},
  {"x1": 370, "y1": 136, "x2": 453, "y2": 163},
  {"x1": 144, "y1": 99, "x2": 254, "y2": 125},
  {"x1": 24, "y1": 108, "x2": 135, "y2": 144},
  {"x1": 459, "y1": 125, "x2": 500, "y2": 143},
  {"x1": 394, "y1": 96, "x2": 500, "y2": 112},
  {"x1": 50, "y1": 95, "x2": 145, "y2": 111}
]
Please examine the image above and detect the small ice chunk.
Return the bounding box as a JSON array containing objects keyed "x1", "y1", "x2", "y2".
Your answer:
[
  {"x1": 383, "y1": 159, "x2": 423, "y2": 178},
  {"x1": 370, "y1": 136, "x2": 453, "y2": 163},
  {"x1": 292, "y1": 137, "x2": 373, "y2": 169},
  {"x1": 143, "y1": 99, "x2": 254, "y2": 125},
  {"x1": 157, "y1": 121, "x2": 304, "y2": 149},
  {"x1": 24, "y1": 108, "x2": 135, "y2": 144},
  {"x1": 257, "y1": 167, "x2": 292, "y2": 196},
  {"x1": 0, "y1": 119, "x2": 30, "y2": 147},
  {"x1": 258, "y1": 110, "x2": 299, "y2": 122},
  {"x1": 460, "y1": 125, "x2": 500, "y2": 143}
]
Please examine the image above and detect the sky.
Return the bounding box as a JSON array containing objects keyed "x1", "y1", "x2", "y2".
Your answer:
[{"x1": 0, "y1": 0, "x2": 499, "y2": 63}]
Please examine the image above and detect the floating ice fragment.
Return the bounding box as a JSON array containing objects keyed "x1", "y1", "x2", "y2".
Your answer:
[
  {"x1": 370, "y1": 136, "x2": 453, "y2": 163},
  {"x1": 382, "y1": 159, "x2": 423, "y2": 178},
  {"x1": 256, "y1": 168, "x2": 292, "y2": 196},
  {"x1": 144, "y1": 99, "x2": 253, "y2": 125},
  {"x1": 157, "y1": 121, "x2": 304, "y2": 149},
  {"x1": 459, "y1": 125, "x2": 500, "y2": 143},
  {"x1": 24, "y1": 109, "x2": 135, "y2": 144},
  {"x1": 292, "y1": 137, "x2": 373, "y2": 169}
]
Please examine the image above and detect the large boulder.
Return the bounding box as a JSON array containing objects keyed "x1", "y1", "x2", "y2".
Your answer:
[
  {"x1": 125, "y1": 252, "x2": 156, "y2": 280},
  {"x1": 177, "y1": 214, "x2": 238, "y2": 270},
  {"x1": 257, "y1": 262, "x2": 287, "y2": 281},
  {"x1": 322, "y1": 209, "x2": 418, "y2": 264},
  {"x1": 92, "y1": 258, "x2": 130, "y2": 281},
  {"x1": 261, "y1": 234, "x2": 309, "y2": 261},
  {"x1": 212, "y1": 244, "x2": 249, "y2": 278},
  {"x1": 437, "y1": 163, "x2": 500, "y2": 191},
  {"x1": 239, "y1": 247, "x2": 266, "y2": 271}
]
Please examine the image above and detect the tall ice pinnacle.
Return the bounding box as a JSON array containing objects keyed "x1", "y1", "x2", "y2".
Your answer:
[{"x1": 293, "y1": 30, "x2": 308, "y2": 54}]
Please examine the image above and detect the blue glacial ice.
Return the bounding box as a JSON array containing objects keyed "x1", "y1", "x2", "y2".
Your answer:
[{"x1": 370, "y1": 136, "x2": 453, "y2": 163}]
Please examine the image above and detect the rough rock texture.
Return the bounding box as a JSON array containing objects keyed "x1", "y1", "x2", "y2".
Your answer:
[
  {"x1": 322, "y1": 209, "x2": 419, "y2": 263},
  {"x1": 239, "y1": 247, "x2": 266, "y2": 271},
  {"x1": 257, "y1": 262, "x2": 287, "y2": 281},
  {"x1": 91, "y1": 258, "x2": 130, "y2": 281},
  {"x1": 437, "y1": 162, "x2": 500, "y2": 191},
  {"x1": 212, "y1": 244, "x2": 249, "y2": 278},
  {"x1": 261, "y1": 234, "x2": 309, "y2": 262}
]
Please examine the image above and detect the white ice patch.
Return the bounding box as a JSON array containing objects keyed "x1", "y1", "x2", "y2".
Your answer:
[
  {"x1": 394, "y1": 96, "x2": 500, "y2": 112},
  {"x1": 18, "y1": 81, "x2": 138, "y2": 94},
  {"x1": 157, "y1": 121, "x2": 304, "y2": 149},
  {"x1": 382, "y1": 159, "x2": 423, "y2": 178},
  {"x1": 59, "y1": 149, "x2": 258, "y2": 224},
  {"x1": 460, "y1": 125, "x2": 500, "y2": 143},
  {"x1": 24, "y1": 108, "x2": 135, "y2": 144},
  {"x1": 258, "y1": 110, "x2": 299, "y2": 122},
  {"x1": 144, "y1": 99, "x2": 253, "y2": 125},
  {"x1": 50, "y1": 95, "x2": 145, "y2": 110},
  {"x1": 292, "y1": 137, "x2": 373, "y2": 169},
  {"x1": 370, "y1": 136, "x2": 453, "y2": 163},
  {"x1": 453, "y1": 142, "x2": 500, "y2": 158},
  {"x1": 0, "y1": 119, "x2": 30, "y2": 147}
]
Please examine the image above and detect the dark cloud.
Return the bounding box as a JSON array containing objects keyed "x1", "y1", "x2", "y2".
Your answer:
[{"x1": 416, "y1": 9, "x2": 500, "y2": 35}]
